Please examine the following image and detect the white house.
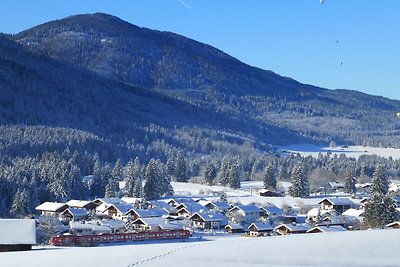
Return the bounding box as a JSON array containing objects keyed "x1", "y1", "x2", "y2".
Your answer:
[{"x1": 35, "y1": 202, "x2": 68, "y2": 216}]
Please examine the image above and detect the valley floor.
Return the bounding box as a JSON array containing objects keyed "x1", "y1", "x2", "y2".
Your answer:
[{"x1": 1, "y1": 229, "x2": 399, "y2": 267}]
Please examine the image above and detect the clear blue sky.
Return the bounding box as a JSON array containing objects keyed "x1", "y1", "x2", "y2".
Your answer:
[{"x1": 1, "y1": 0, "x2": 400, "y2": 100}]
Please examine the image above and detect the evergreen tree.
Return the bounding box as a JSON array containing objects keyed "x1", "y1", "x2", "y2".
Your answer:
[
  {"x1": 10, "y1": 188, "x2": 30, "y2": 218},
  {"x1": 112, "y1": 159, "x2": 124, "y2": 181},
  {"x1": 364, "y1": 193, "x2": 398, "y2": 228},
  {"x1": 133, "y1": 176, "x2": 144, "y2": 198},
  {"x1": 175, "y1": 151, "x2": 187, "y2": 182},
  {"x1": 263, "y1": 164, "x2": 277, "y2": 189},
  {"x1": 219, "y1": 191, "x2": 228, "y2": 203},
  {"x1": 218, "y1": 156, "x2": 230, "y2": 186},
  {"x1": 289, "y1": 164, "x2": 309, "y2": 198},
  {"x1": 144, "y1": 159, "x2": 159, "y2": 200},
  {"x1": 124, "y1": 159, "x2": 136, "y2": 197},
  {"x1": 203, "y1": 163, "x2": 216, "y2": 185},
  {"x1": 103, "y1": 163, "x2": 118, "y2": 198},
  {"x1": 227, "y1": 163, "x2": 240, "y2": 189},
  {"x1": 156, "y1": 160, "x2": 174, "y2": 196},
  {"x1": 344, "y1": 168, "x2": 357, "y2": 195},
  {"x1": 278, "y1": 163, "x2": 289, "y2": 180},
  {"x1": 371, "y1": 164, "x2": 388, "y2": 195}
]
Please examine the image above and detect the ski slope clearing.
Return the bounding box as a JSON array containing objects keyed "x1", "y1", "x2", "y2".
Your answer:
[
  {"x1": 1, "y1": 229, "x2": 399, "y2": 267},
  {"x1": 280, "y1": 144, "x2": 400, "y2": 160}
]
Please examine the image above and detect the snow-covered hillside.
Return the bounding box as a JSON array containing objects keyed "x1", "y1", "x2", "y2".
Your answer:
[
  {"x1": 1, "y1": 229, "x2": 399, "y2": 267},
  {"x1": 280, "y1": 144, "x2": 400, "y2": 160}
]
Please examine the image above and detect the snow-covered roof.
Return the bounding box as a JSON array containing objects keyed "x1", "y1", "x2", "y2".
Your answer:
[
  {"x1": 307, "y1": 225, "x2": 347, "y2": 233},
  {"x1": 0, "y1": 219, "x2": 36, "y2": 245},
  {"x1": 176, "y1": 201, "x2": 205, "y2": 212},
  {"x1": 148, "y1": 201, "x2": 174, "y2": 212},
  {"x1": 275, "y1": 223, "x2": 311, "y2": 232},
  {"x1": 36, "y1": 202, "x2": 68, "y2": 212},
  {"x1": 62, "y1": 208, "x2": 89, "y2": 217},
  {"x1": 225, "y1": 224, "x2": 245, "y2": 230},
  {"x1": 342, "y1": 209, "x2": 364, "y2": 217},
  {"x1": 97, "y1": 219, "x2": 126, "y2": 229},
  {"x1": 190, "y1": 212, "x2": 227, "y2": 222},
  {"x1": 230, "y1": 204, "x2": 261, "y2": 213},
  {"x1": 66, "y1": 200, "x2": 93, "y2": 209},
  {"x1": 94, "y1": 198, "x2": 126, "y2": 205},
  {"x1": 133, "y1": 217, "x2": 183, "y2": 230},
  {"x1": 208, "y1": 201, "x2": 231, "y2": 210},
  {"x1": 318, "y1": 197, "x2": 355, "y2": 206},
  {"x1": 386, "y1": 221, "x2": 400, "y2": 228},
  {"x1": 260, "y1": 204, "x2": 284, "y2": 215},
  {"x1": 328, "y1": 182, "x2": 344, "y2": 188},
  {"x1": 249, "y1": 222, "x2": 273, "y2": 231},
  {"x1": 109, "y1": 203, "x2": 135, "y2": 214},
  {"x1": 130, "y1": 208, "x2": 169, "y2": 217}
]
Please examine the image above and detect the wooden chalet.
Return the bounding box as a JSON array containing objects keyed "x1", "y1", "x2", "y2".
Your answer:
[
  {"x1": 225, "y1": 224, "x2": 246, "y2": 234},
  {"x1": 189, "y1": 212, "x2": 228, "y2": 230},
  {"x1": 274, "y1": 223, "x2": 311, "y2": 235},
  {"x1": 307, "y1": 225, "x2": 347, "y2": 234},
  {"x1": 248, "y1": 222, "x2": 274, "y2": 237},
  {"x1": 258, "y1": 189, "x2": 282, "y2": 197},
  {"x1": 0, "y1": 219, "x2": 36, "y2": 252},
  {"x1": 66, "y1": 200, "x2": 97, "y2": 210},
  {"x1": 60, "y1": 208, "x2": 89, "y2": 223},
  {"x1": 318, "y1": 197, "x2": 356, "y2": 213},
  {"x1": 132, "y1": 217, "x2": 183, "y2": 232},
  {"x1": 386, "y1": 221, "x2": 400, "y2": 229},
  {"x1": 103, "y1": 204, "x2": 134, "y2": 220},
  {"x1": 35, "y1": 202, "x2": 68, "y2": 216}
]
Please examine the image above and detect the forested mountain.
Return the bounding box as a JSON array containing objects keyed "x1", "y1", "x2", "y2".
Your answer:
[{"x1": 12, "y1": 13, "x2": 400, "y2": 147}]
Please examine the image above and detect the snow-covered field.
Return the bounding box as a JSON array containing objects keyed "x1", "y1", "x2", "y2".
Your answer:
[
  {"x1": 2, "y1": 229, "x2": 400, "y2": 267},
  {"x1": 280, "y1": 144, "x2": 400, "y2": 160},
  {"x1": 171, "y1": 181, "x2": 338, "y2": 209}
]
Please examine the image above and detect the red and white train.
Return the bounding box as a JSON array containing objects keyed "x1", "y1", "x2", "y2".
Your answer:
[{"x1": 50, "y1": 229, "x2": 191, "y2": 246}]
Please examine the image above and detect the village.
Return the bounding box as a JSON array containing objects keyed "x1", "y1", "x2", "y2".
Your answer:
[{"x1": 2, "y1": 178, "x2": 400, "y2": 252}]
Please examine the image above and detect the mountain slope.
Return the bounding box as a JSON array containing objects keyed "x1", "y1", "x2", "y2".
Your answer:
[{"x1": 12, "y1": 13, "x2": 400, "y2": 146}]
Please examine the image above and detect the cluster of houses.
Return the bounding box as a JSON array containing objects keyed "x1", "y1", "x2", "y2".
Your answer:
[
  {"x1": 30, "y1": 193, "x2": 400, "y2": 239},
  {"x1": 2, "y1": 193, "x2": 400, "y2": 251}
]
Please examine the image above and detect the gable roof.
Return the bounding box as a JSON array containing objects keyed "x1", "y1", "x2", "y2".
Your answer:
[
  {"x1": 69, "y1": 221, "x2": 111, "y2": 232},
  {"x1": 65, "y1": 200, "x2": 94, "y2": 209},
  {"x1": 307, "y1": 225, "x2": 347, "y2": 233},
  {"x1": 318, "y1": 197, "x2": 355, "y2": 206},
  {"x1": 61, "y1": 208, "x2": 89, "y2": 217},
  {"x1": 35, "y1": 202, "x2": 68, "y2": 212},
  {"x1": 260, "y1": 204, "x2": 284, "y2": 215},
  {"x1": 249, "y1": 222, "x2": 273, "y2": 231},
  {"x1": 230, "y1": 204, "x2": 261, "y2": 213},
  {"x1": 0, "y1": 219, "x2": 36, "y2": 245},
  {"x1": 130, "y1": 208, "x2": 169, "y2": 218},
  {"x1": 208, "y1": 201, "x2": 231, "y2": 210},
  {"x1": 93, "y1": 198, "x2": 126, "y2": 206},
  {"x1": 275, "y1": 223, "x2": 311, "y2": 232},
  {"x1": 386, "y1": 221, "x2": 400, "y2": 228},
  {"x1": 189, "y1": 212, "x2": 227, "y2": 222},
  {"x1": 104, "y1": 203, "x2": 134, "y2": 215},
  {"x1": 132, "y1": 217, "x2": 183, "y2": 230}
]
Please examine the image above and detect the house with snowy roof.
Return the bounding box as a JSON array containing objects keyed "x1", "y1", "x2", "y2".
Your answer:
[
  {"x1": 204, "y1": 201, "x2": 231, "y2": 213},
  {"x1": 189, "y1": 212, "x2": 228, "y2": 230},
  {"x1": 386, "y1": 221, "x2": 400, "y2": 229},
  {"x1": 307, "y1": 225, "x2": 347, "y2": 234},
  {"x1": 228, "y1": 204, "x2": 262, "y2": 224},
  {"x1": 306, "y1": 208, "x2": 340, "y2": 224},
  {"x1": 103, "y1": 203, "x2": 134, "y2": 220},
  {"x1": 318, "y1": 197, "x2": 356, "y2": 213},
  {"x1": 35, "y1": 202, "x2": 68, "y2": 216},
  {"x1": 225, "y1": 224, "x2": 246, "y2": 234},
  {"x1": 60, "y1": 208, "x2": 89, "y2": 223},
  {"x1": 274, "y1": 223, "x2": 311, "y2": 235},
  {"x1": 66, "y1": 200, "x2": 97, "y2": 210},
  {"x1": 132, "y1": 217, "x2": 183, "y2": 232},
  {"x1": 0, "y1": 219, "x2": 36, "y2": 252},
  {"x1": 326, "y1": 182, "x2": 345, "y2": 193},
  {"x1": 175, "y1": 201, "x2": 205, "y2": 217},
  {"x1": 126, "y1": 208, "x2": 170, "y2": 220},
  {"x1": 248, "y1": 222, "x2": 274, "y2": 236},
  {"x1": 97, "y1": 219, "x2": 126, "y2": 233},
  {"x1": 259, "y1": 204, "x2": 284, "y2": 219}
]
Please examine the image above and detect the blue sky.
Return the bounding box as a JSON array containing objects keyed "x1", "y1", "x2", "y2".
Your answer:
[{"x1": 1, "y1": 0, "x2": 400, "y2": 100}]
